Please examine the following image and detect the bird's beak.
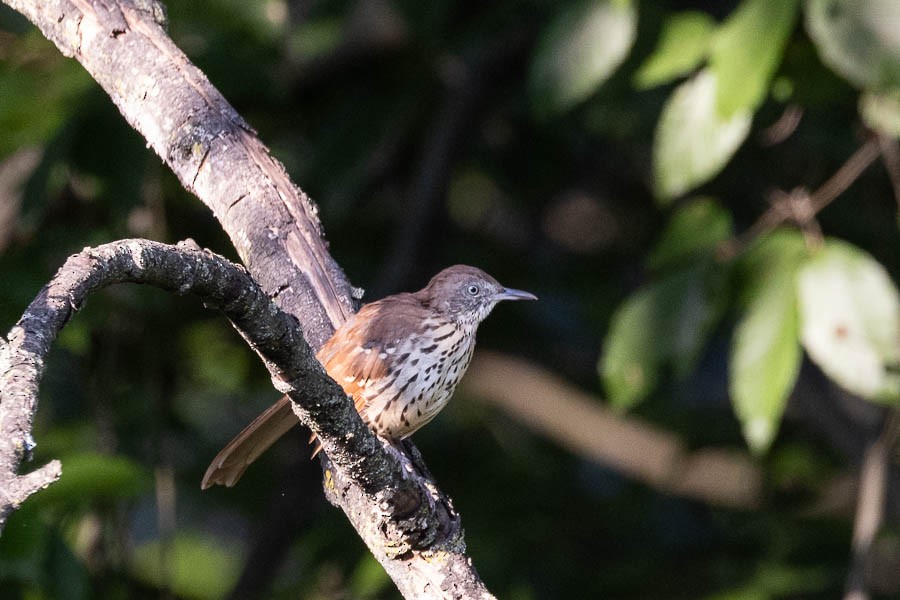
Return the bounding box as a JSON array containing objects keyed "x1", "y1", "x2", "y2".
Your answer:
[{"x1": 495, "y1": 287, "x2": 538, "y2": 302}]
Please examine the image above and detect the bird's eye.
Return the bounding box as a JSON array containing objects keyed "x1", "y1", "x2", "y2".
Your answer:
[{"x1": 467, "y1": 285, "x2": 480, "y2": 296}]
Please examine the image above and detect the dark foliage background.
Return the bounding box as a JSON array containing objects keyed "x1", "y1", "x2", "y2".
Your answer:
[{"x1": 1, "y1": 0, "x2": 898, "y2": 598}]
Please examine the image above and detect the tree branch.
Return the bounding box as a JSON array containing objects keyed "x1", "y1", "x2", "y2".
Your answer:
[
  {"x1": 3, "y1": 0, "x2": 354, "y2": 348},
  {"x1": 844, "y1": 410, "x2": 899, "y2": 600},
  {"x1": 1, "y1": 0, "x2": 494, "y2": 594},
  {"x1": 462, "y1": 351, "x2": 764, "y2": 509},
  {"x1": 0, "y1": 239, "x2": 491, "y2": 597},
  {"x1": 720, "y1": 135, "x2": 882, "y2": 260}
]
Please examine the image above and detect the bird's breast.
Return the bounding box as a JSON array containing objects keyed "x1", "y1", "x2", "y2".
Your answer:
[{"x1": 357, "y1": 319, "x2": 476, "y2": 439}]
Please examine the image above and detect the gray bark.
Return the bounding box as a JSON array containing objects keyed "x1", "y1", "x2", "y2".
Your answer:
[{"x1": 0, "y1": 1, "x2": 493, "y2": 597}]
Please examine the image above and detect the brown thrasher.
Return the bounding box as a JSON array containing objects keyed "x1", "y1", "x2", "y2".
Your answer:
[{"x1": 201, "y1": 265, "x2": 536, "y2": 489}]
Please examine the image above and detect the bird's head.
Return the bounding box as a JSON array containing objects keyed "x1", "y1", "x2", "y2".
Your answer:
[{"x1": 421, "y1": 265, "x2": 537, "y2": 325}]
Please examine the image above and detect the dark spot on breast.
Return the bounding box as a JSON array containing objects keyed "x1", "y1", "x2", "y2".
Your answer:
[{"x1": 398, "y1": 375, "x2": 417, "y2": 393}]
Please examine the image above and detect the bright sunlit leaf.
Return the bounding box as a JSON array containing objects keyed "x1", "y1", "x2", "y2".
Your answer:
[
  {"x1": 797, "y1": 240, "x2": 900, "y2": 402},
  {"x1": 601, "y1": 264, "x2": 727, "y2": 410},
  {"x1": 805, "y1": 0, "x2": 900, "y2": 91},
  {"x1": 730, "y1": 230, "x2": 807, "y2": 453},
  {"x1": 529, "y1": 0, "x2": 637, "y2": 118},
  {"x1": 647, "y1": 197, "x2": 733, "y2": 272},
  {"x1": 709, "y1": 0, "x2": 798, "y2": 118},
  {"x1": 653, "y1": 69, "x2": 752, "y2": 202},
  {"x1": 633, "y1": 11, "x2": 715, "y2": 89},
  {"x1": 859, "y1": 88, "x2": 900, "y2": 138}
]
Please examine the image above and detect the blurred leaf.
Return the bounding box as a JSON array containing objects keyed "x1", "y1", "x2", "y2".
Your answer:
[
  {"x1": 797, "y1": 239, "x2": 900, "y2": 402},
  {"x1": 0, "y1": 32, "x2": 94, "y2": 158},
  {"x1": 350, "y1": 553, "x2": 392, "y2": 598},
  {"x1": 647, "y1": 197, "x2": 733, "y2": 271},
  {"x1": 729, "y1": 230, "x2": 807, "y2": 453},
  {"x1": 770, "y1": 441, "x2": 834, "y2": 489},
  {"x1": 529, "y1": 0, "x2": 637, "y2": 118},
  {"x1": 709, "y1": 0, "x2": 799, "y2": 117},
  {"x1": 804, "y1": 0, "x2": 900, "y2": 91},
  {"x1": 46, "y1": 531, "x2": 91, "y2": 600},
  {"x1": 633, "y1": 11, "x2": 715, "y2": 89},
  {"x1": 601, "y1": 264, "x2": 727, "y2": 410},
  {"x1": 131, "y1": 532, "x2": 242, "y2": 600},
  {"x1": 653, "y1": 69, "x2": 752, "y2": 202},
  {"x1": 181, "y1": 320, "x2": 251, "y2": 392},
  {"x1": 0, "y1": 505, "x2": 50, "y2": 581},
  {"x1": 0, "y1": 507, "x2": 91, "y2": 598},
  {"x1": 287, "y1": 17, "x2": 344, "y2": 62},
  {"x1": 32, "y1": 422, "x2": 98, "y2": 462},
  {"x1": 171, "y1": 0, "x2": 287, "y2": 41},
  {"x1": 56, "y1": 318, "x2": 92, "y2": 357},
  {"x1": 859, "y1": 88, "x2": 900, "y2": 137},
  {"x1": 30, "y1": 453, "x2": 151, "y2": 508},
  {"x1": 706, "y1": 561, "x2": 831, "y2": 599}
]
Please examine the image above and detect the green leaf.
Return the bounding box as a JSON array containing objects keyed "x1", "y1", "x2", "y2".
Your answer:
[
  {"x1": 0, "y1": 32, "x2": 93, "y2": 157},
  {"x1": 705, "y1": 562, "x2": 831, "y2": 599},
  {"x1": 647, "y1": 197, "x2": 733, "y2": 272},
  {"x1": 601, "y1": 264, "x2": 727, "y2": 410},
  {"x1": 29, "y1": 453, "x2": 151, "y2": 508},
  {"x1": 730, "y1": 230, "x2": 807, "y2": 453},
  {"x1": 350, "y1": 553, "x2": 393, "y2": 598},
  {"x1": 131, "y1": 533, "x2": 242, "y2": 600},
  {"x1": 653, "y1": 69, "x2": 752, "y2": 202},
  {"x1": 181, "y1": 320, "x2": 251, "y2": 392},
  {"x1": 804, "y1": 0, "x2": 900, "y2": 91},
  {"x1": 859, "y1": 88, "x2": 900, "y2": 137},
  {"x1": 287, "y1": 17, "x2": 344, "y2": 62},
  {"x1": 0, "y1": 509, "x2": 91, "y2": 598},
  {"x1": 709, "y1": 0, "x2": 799, "y2": 117},
  {"x1": 529, "y1": 0, "x2": 637, "y2": 118},
  {"x1": 633, "y1": 11, "x2": 715, "y2": 89},
  {"x1": 797, "y1": 239, "x2": 900, "y2": 402}
]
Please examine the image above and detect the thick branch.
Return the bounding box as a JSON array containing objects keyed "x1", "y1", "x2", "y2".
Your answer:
[
  {"x1": 0, "y1": 240, "x2": 490, "y2": 598},
  {"x1": 2, "y1": 0, "x2": 494, "y2": 595},
  {"x1": 462, "y1": 351, "x2": 764, "y2": 509},
  {"x1": 3, "y1": 0, "x2": 354, "y2": 348}
]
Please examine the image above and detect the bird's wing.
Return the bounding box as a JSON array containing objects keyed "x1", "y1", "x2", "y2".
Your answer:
[{"x1": 316, "y1": 293, "x2": 427, "y2": 413}]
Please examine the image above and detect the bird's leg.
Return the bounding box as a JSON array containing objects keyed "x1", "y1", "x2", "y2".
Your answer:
[
  {"x1": 379, "y1": 437, "x2": 441, "y2": 516},
  {"x1": 381, "y1": 437, "x2": 416, "y2": 479},
  {"x1": 400, "y1": 439, "x2": 436, "y2": 480},
  {"x1": 401, "y1": 439, "x2": 450, "y2": 513}
]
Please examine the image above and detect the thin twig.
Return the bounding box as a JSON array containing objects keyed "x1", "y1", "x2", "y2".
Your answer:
[
  {"x1": 759, "y1": 104, "x2": 804, "y2": 146},
  {"x1": 811, "y1": 136, "x2": 881, "y2": 213},
  {"x1": 844, "y1": 409, "x2": 900, "y2": 600},
  {"x1": 720, "y1": 136, "x2": 882, "y2": 260},
  {"x1": 877, "y1": 135, "x2": 900, "y2": 212}
]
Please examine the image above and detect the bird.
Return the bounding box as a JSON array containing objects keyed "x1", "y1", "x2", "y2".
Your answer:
[{"x1": 201, "y1": 265, "x2": 537, "y2": 489}]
